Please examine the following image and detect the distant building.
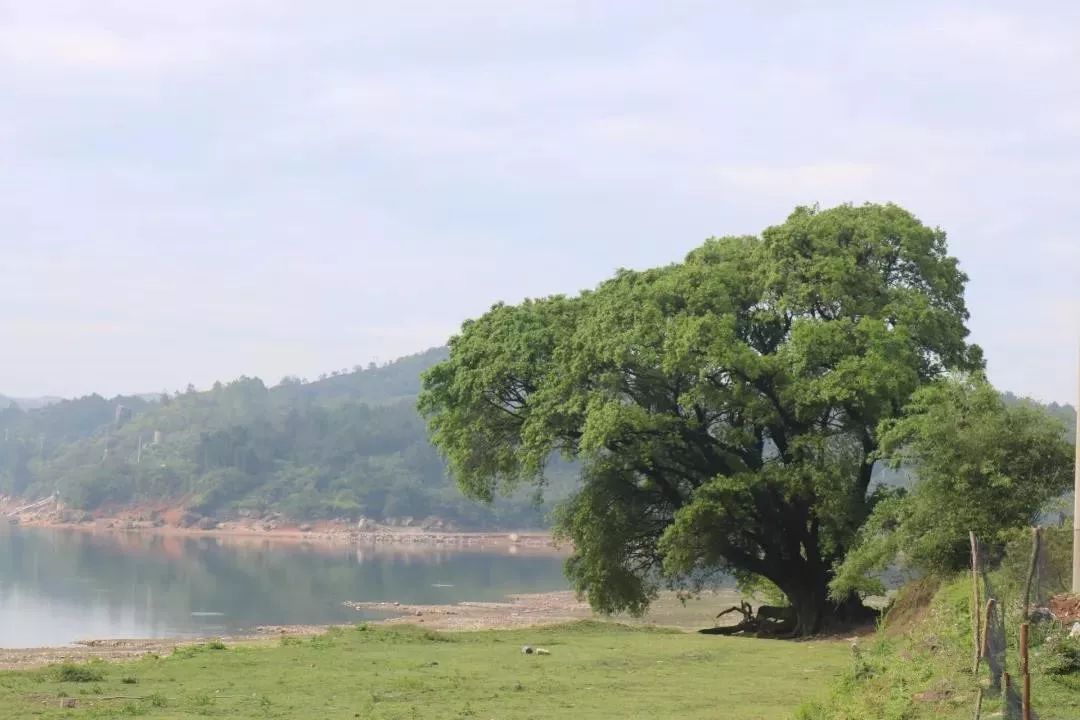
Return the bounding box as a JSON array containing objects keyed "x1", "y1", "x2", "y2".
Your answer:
[{"x1": 114, "y1": 405, "x2": 133, "y2": 425}]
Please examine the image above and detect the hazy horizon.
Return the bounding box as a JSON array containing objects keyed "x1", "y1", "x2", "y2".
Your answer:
[
  {"x1": 4, "y1": 2, "x2": 1079, "y2": 403},
  {"x1": 1, "y1": 344, "x2": 447, "y2": 401}
]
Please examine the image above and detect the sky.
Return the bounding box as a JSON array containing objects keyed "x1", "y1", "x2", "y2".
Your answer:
[{"x1": 2, "y1": 1, "x2": 1079, "y2": 402}]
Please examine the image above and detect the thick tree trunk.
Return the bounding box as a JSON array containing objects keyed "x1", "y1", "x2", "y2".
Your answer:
[
  {"x1": 779, "y1": 568, "x2": 874, "y2": 636},
  {"x1": 786, "y1": 583, "x2": 829, "y2": 636}
]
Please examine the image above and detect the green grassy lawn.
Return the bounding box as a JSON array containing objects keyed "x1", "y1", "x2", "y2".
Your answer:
[{"x1": 0, "y1": 622, "x2": 848, "y2": 720}]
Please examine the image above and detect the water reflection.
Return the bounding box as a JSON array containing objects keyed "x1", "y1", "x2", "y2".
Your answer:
[{"x1": 0, "y1": 525, "x2": 567, "y2": 647}]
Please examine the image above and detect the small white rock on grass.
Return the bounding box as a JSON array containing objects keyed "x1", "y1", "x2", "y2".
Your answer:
[{"x1": 521, "y1": 646, "x2": 551, "y2": 655}]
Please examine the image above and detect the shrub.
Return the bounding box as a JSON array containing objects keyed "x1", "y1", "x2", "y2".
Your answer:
[
  {"x1": 56, "y1": 663, "x2": 104, "y2": 683},
  {"x1": 1035, "y1": 626, "x2": 1080, "y2": 676}
]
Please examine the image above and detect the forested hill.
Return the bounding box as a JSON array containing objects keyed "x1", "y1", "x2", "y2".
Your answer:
[
  {"x1": 0, "y1": 348, "x2": 574, "y2": 529},
  {"x1": 1002, "y1": 391, "x2": 1077, "y2": 439},
  {"x1": 0, "y1": 353, "x2": 1072, "y2": 530}
]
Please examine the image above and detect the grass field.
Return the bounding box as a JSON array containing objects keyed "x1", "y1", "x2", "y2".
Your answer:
[{"x1": 0, "y1": 621, "x2": 848, "y2": 720}]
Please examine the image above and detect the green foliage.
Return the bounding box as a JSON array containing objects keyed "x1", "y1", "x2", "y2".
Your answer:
[
  {"x1": 808, "y1": 537, "x2": 1080, "y2": 719},
  {"x1": 832, "y1": 376, "x2": 1073, "y2": 598},
  {"x1": 1038, "y1": 624, "x2": 1080, "y2": 677},
  {"x1": 733, "y1": 573, "x2": 789, "y2": 608},
  {"x1": 422, "y1": 203, "x2": 981, "y2": 633},
  {"x1": 0, "y1": 349, "x2": 571, "y2": 528},
  {"x1": 55, "y1": 663, "x2": 105, "y2": 683},
  {"x1": 997, "y1": 525, "x2": 1073, "y2": 598}
]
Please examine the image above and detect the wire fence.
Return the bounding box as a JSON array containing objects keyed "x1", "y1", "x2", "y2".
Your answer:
[{"x1": 970, "y1": 528, "x2": 1058, "y2": 720}]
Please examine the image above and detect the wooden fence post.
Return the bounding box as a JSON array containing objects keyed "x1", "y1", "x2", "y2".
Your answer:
[
  {"x1": 980, "y1": 599, "x2": 995, "y2": 663},
  {"x1": 1022, "y1": 527, "x2": 1041, "y2": 620},
  {"x1": 1019, "y1": 622, "x2": 1029, "y2": 675},
  {"x1": 1001, "y1": 672, "x2": 1013, "y2": 720},
  {"x1": 1020, "y1": 623, "x2": 1031, "y2": 720},
  {"x1": 970, "y1": 531, "x2": 981, "y2": 673}
]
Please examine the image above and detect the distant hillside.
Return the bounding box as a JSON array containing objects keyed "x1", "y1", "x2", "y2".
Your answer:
[
  {"x1": 1002, "y1": 391, "x2": 1077, "y2": 439},
  {"x1": 2, "y1": 351, "x2": 1072, "y2": 530},
  {"x1": 274, "y1": 347, "x2": 449, "y2": 406},
  {"x1": 0, "y1": 395, "x2": 64, "y2": 411},
  {"x1": 0, "y1": 348, "x2": 573, "y2": 529}
]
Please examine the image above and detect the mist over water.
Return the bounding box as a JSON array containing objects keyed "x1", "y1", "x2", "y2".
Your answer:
[{"x1": 0, "y1": 526, "x2": 567, "y2": 647}]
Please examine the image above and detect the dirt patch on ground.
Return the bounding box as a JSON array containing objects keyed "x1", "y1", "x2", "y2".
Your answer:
[
  {"x1": 346, "y1": 591, "x2": 594, "y2": 631},
  {"x1": 346, "y1": 589, "x2": 764, "y2": 633},
  {"x1": 883, "y1": 575, "x2": 941, "y2": 636},
  {"x1": 4, "y1": 638, "x2": 215, "y2": 671},
  {"x1": 1049, "y1": 593, "x2": 1080, "y2": 623},
  {"x1": 0, "y1": 626, "x2": 340, "y2": 671}
]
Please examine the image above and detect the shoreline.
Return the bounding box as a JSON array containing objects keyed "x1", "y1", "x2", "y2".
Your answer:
[
  {"x1": 0, "y1": 589, "x2": 753, "y2": 669},
  {"x1": 0, "y1": 592, "x2": 591, "y2": 670},
  {"x1": 3, "y1": 515, "x2": 565, "y2": 555}
]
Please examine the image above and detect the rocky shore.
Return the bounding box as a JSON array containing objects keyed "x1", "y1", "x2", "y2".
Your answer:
[
  {"x1": 0, "y1": 498, "x2": 562, "y2": 553},
  {"x1": 344, "y1": 591, "x2": 593, "y2": 631}
]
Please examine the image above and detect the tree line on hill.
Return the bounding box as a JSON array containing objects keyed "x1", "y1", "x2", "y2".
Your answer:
[{"x1": 0, "y1": 347, "x2": 574, "y2": 529}]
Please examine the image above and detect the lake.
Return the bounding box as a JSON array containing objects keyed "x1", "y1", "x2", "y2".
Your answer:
[{"x1": 0, "y1": 525, "x2": 568, "y2": 648}]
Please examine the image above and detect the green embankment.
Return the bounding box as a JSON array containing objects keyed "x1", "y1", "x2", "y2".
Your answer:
[
  {"x1": 0, "y1": 622, "x2": 847, "y2": 720},
  {"x1": 800, "y1": 577, "x2": 1080, "y2": 719}
]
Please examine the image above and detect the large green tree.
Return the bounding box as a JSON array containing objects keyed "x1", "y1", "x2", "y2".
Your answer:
[{"x1": 420, "y1": 203, "x2": 982, "y2": 634}]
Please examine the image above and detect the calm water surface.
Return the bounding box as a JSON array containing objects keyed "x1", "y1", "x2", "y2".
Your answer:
[{"x1": 0, "y1": 525, "x2": 567, "y2": 647}]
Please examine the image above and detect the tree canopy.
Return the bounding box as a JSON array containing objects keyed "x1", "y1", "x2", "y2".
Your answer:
[
  {"x1": 420, "y1": 203, "x2": 984, "y2": 634},
  {"x1": 830, "y1": 375, "x2": 1074, "y2": 598}
]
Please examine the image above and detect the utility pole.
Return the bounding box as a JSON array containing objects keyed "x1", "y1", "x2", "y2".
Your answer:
[{"x1": 1074, "y1": 344, "x2": 1080, "y2": 593}]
